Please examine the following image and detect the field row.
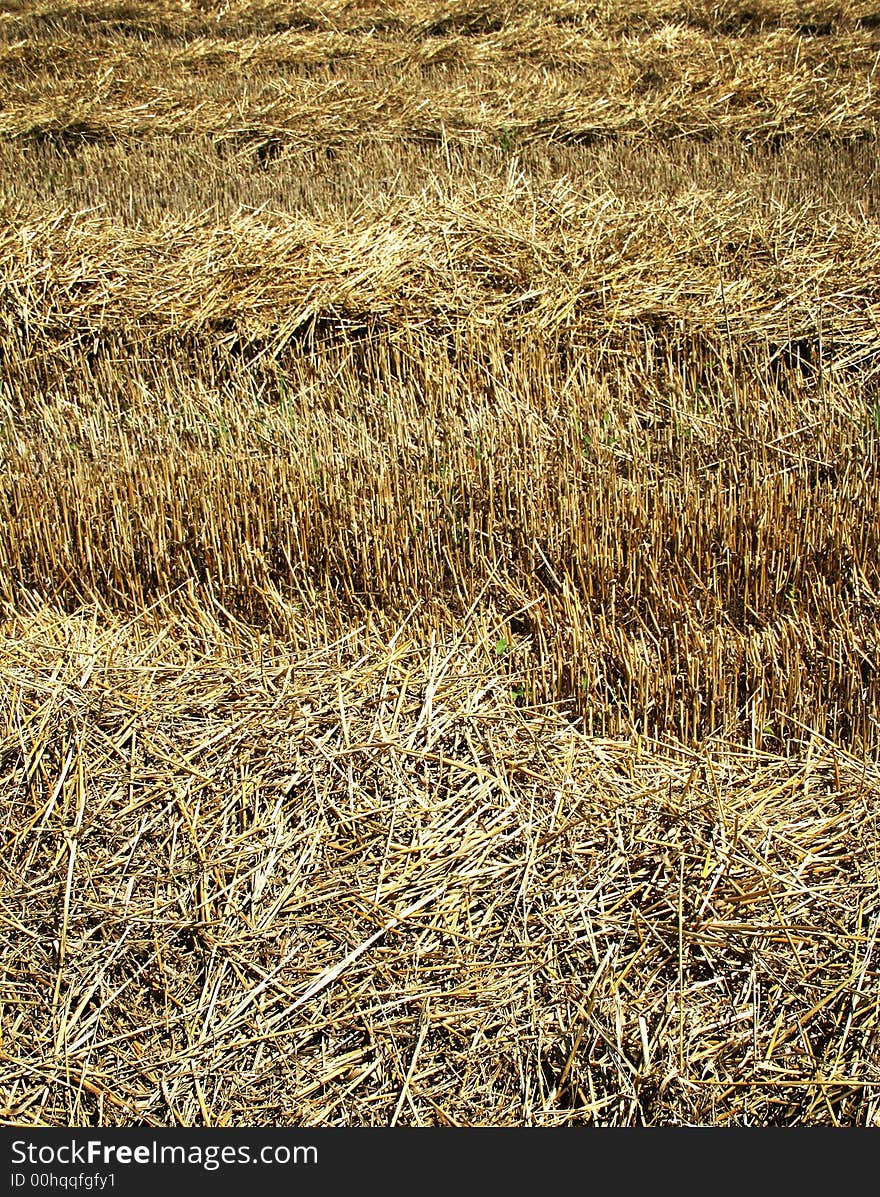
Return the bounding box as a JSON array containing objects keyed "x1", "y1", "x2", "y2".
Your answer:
[
  {"x1": 4, "y1": 21, "x2": 879, "y2": 77},
  {"x1": 3, "y1": 0, "x2": 880, "y2": 39},
  {"x1": 3, "y1": 0, "x2": 880, "y2": 147},
  {"x1": 5, "y1": 135, "x2": 879, "y2": 227},
  {"x1": 3, "y1": 160, "x2": 880, "y2": 745},
  {"x1": 3, "y1": 184, "x2": 879, "y2": 356},
  {"x1": 2, "y1": 604, "x2": 878, "y2": 1124},
  {"x1": 3, "y1": 54, "x2": 878, "y2": 148},
  {"x1": 2, "y1": 321, "x2": 877, "y2": 745}
]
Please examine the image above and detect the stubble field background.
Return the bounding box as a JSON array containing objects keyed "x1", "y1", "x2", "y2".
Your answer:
[{"x1": 1, "y1": 0, "x2": 879, "y2": 1126}]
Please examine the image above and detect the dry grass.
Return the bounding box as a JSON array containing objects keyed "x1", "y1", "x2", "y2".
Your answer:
[
  {"x1": 2, "y1": 15, "x2": 879, "y2": 148},
  {"x1": 3, "y1": 182, "x2": 880, "y2": 746},
  {"x1": 2, "y1": 601, "x2": 879, "y2": 1125},
  {"x1": 4, "y1": 184, "x2": 880, "y2": 349},
  {"x1": 1, "y1": 0, "x2": 879, "y2": 1126}
]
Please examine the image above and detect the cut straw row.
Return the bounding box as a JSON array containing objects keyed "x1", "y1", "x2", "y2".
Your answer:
[{"x1": 1, "y1": 602, "x2": 878, "y2": 1125}]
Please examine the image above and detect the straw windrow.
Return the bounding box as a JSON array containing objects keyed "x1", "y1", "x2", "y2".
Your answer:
[{"x1": 2, "y1": 603, "x2": 879, "y2": 1125}]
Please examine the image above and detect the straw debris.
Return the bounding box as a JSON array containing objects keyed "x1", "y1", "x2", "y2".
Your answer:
[{"x1": 1, "y1": 605, "x2": 878, "y2": 1125}]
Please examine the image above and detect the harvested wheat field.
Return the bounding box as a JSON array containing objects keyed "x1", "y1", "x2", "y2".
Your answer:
[{"x1": 1, "y1": 0, "x2": 880, "y2": 1127}]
